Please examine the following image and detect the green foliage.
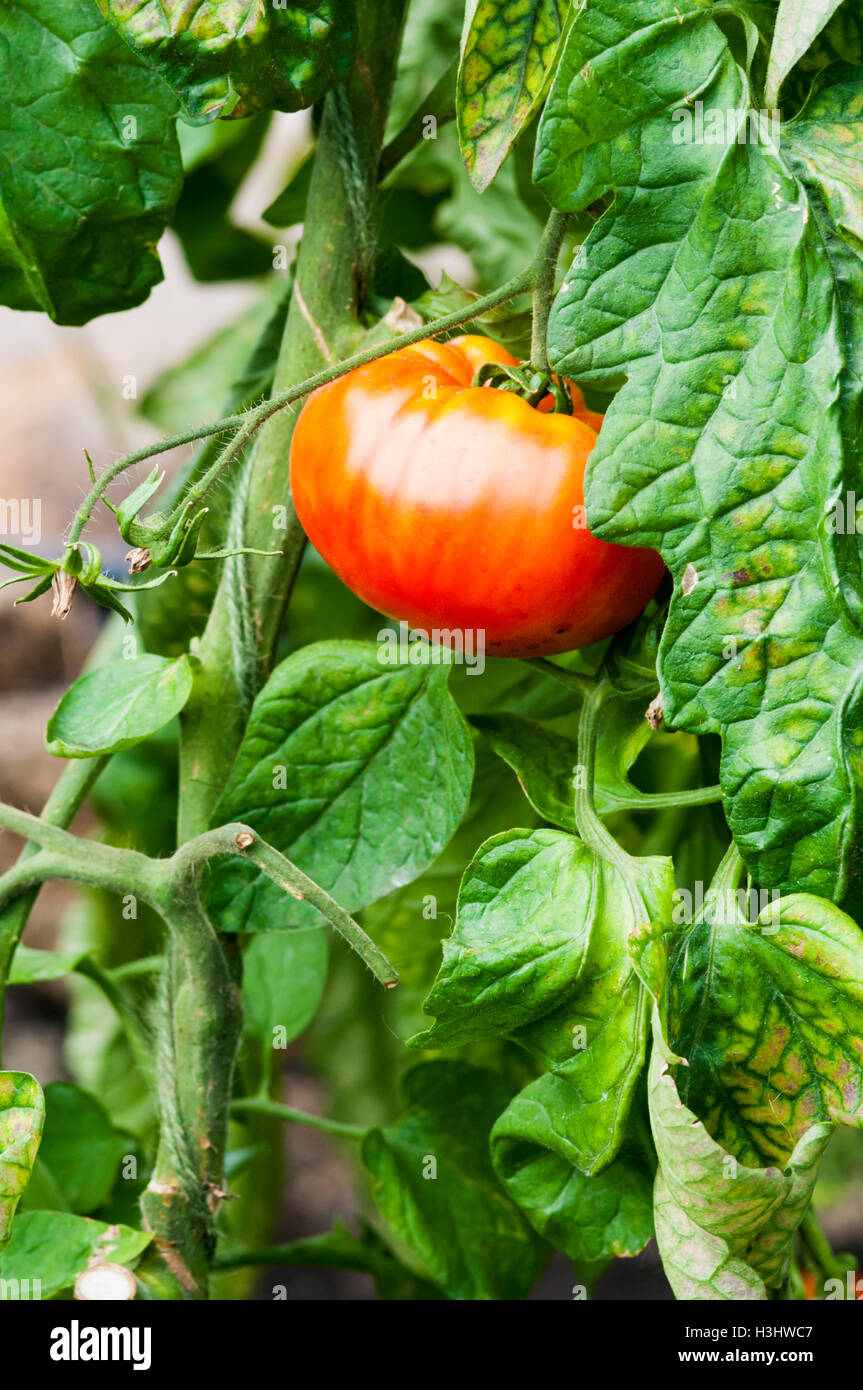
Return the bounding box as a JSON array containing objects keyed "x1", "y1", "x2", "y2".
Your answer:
[
  {"x1": 536, "y1": 0, "x2": 863, "y2": 915},
  {"x1": 207, "y1": 641, "x2": 474, "y2": 931},
  {"x1": 46, "y1": 654, "x2": 194, "y2": 757},
  {"x1": 241, "y1": 928, "x2": 328, "y2": 1048},
  {"x1": 0, "y1": 0, "x2": 182, "y2": 325},
  {"x1": 21, "y1": 1083, "x2": 130, "y2": 1216},
  {"x1": 95, "y1": 0, "x2": 357, "y2": 121},
  {"x1": 0, "y1": 1211, "x2": 150, "y2": 1298},
  {"x1": 362, "y1": 1061, "x2": 547, "y2": 1300}
]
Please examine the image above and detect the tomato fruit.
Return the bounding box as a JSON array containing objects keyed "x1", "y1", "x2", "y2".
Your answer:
[{"x1": 290, "y1": 334, "x2": 665, "y2": 658}]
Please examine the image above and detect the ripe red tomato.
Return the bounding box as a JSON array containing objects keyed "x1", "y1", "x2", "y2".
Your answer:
[{"x1": 290, "y1": 334, "x2": 665, "y2": 658}]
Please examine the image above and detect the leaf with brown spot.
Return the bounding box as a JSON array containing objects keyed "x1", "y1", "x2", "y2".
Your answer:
[{"x1": 658, "y1": 893, "x2": 863, "y2": 1167}]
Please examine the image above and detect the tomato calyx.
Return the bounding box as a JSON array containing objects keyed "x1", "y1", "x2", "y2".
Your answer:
[{"x1": 470, "y1": 360, "x2": 574, "y2": 415}]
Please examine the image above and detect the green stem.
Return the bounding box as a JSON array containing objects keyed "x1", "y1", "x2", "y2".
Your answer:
[
  {"x1": 213, "y1": 1237, "x2": 370, "y2": 1273},
  {"x1": 523, "y1": 656, "x2": 594, "y2": 699},
  {"x1": 530, "y1": 210, "x2": 570, "y2": 374},
  {"x1": 614, "y1": 784, "x2": 723, "y2": 812},
  {"x1": 379, "y1": 58, "x2": 458, "y2": 181},
  {"x1": 108, "y1": 954, "x2": 164, "y2": 980},
  {"x1": 572, "y1": 681, "x2": 657, "y2": 934},
  {"x1": 0, "y1": 756, "x2": 108, "y2": 1054},
  {"x1": 177, "y1": 824, "x2": 398, "y2": 986},
  {"x1": 799, "y1": 1209, "x2": 846, "y2": 1286},
  {"x1": 67, "y1": 420, "x2": 246, "y2": 546},
  {"x1": 573, "y1": 682, "x2": 630, "y2": 865},
  {"x1": 231, "y1": 1096, "x2": 366, "y2": 1141}
]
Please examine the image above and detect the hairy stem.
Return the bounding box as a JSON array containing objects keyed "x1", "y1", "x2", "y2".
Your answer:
[{"x1": 530, "y1": 210, "x2": 570, "y2": 374}]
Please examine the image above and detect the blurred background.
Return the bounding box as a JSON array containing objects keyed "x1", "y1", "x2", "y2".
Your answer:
[{"x1": 2, "y1": 105, "x2": 862, "y2": 1302}]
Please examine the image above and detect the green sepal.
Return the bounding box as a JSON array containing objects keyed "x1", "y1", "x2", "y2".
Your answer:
[
  {"x1": 13, "y1": 574, "x2": 55, "y2": 606},
  {"x1": 108, "y1": 466, "x2": 165, "y2": 534},
  {"x1": 0, "y1": 543, "x2": 56, "y2": 575}
]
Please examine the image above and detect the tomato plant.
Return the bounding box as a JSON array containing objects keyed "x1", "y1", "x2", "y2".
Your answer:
[{"x1": 1, "y1": 0, "x2": 863, "y2": 1317}]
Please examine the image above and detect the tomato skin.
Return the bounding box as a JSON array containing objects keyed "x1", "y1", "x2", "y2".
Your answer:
[{"x1": 290, "y1": 335, "x2": 665, "y2": 658}]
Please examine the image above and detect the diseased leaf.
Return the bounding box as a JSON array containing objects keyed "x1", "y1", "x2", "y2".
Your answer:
[
  {"x1": 46, "y1": 654, "x2": 194, "y2": 757},
  {"x1": 242, "y1": 928, "x2": 328, "y2": 1046},
  {"x1": 362, "y1": 1061, "x2": 546, "y2": 1300},
  {"x1": 665, "y1": 893, "x2": 863, "y2": 1167},
  {"x1": 96, "y1": 0, "x2": 357, "y2": 121},
  {"x1": 0, "y1": 0, "x2": 182, "y2": 326},
  {"x1": 645, "y1": 1006, "x2": 831, "y2": 1300},
  {"x1": 0, "y1": 1211, "x2": 150, "y2": 1298},
  {"x1": 458, "y1": 0, "x2": 567, "y2": 192},
  {"x1": 0, "y1": 1073, "x2": 44, "y2": 1247},
  {"x1": 536, "y1": 0, "x2": 863, "y2": 912},
  {"x1": 491, "y1": 1081, "x2": 655, "y2": 1263},
  {"x1": 208, "y1": 641, "x2": 474, "y2": 931},
  {"x1": 785, "y1": 65, "x2": 863, "y2": 255},
  {"x1": 765, "y1": 0, "x2": 846, "y2": 108}
]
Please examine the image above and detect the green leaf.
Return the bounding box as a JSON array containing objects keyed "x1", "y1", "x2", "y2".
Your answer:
[
  {"x1": 646, "y1": 1006, "x2": 832, "y2": 1300},
  {"x1": 491, "y1": 1081, "x2": 655, "y2": 1263},
  {"x1": 242, "y1": 928, "x2": 328, "y2": 1046},
  {"x1": 96, "y1": 0, "x2": 357, "y2": 121},
  {"x1": 27, "y1": 1083, "x2": 130, "y2": 1216},
  {"x1": 785, "y1": 64, "x2": 863, "y2": 256},
  {"x1": 457, "y1": 0, "x2": 567, "y2": 192},
  {"x1": 8, "y1": 945, "x2": 88, "y2": 985},
  {"x1": 664, "y1": 893, "x2": 863, "y2": 1167},
  {"x1": 263, "y1": 150, "x2": 315, "y2": 227},
  {"x1": 208, "y1": 641, "x2": 474, "y2": 931},
  {"x1": 415, "y1": 828, "x2": 675, "y2": 1171},
  {"x1": 361, "y1": 1061, "x2": 546, "y2": 1300},
  {"x1": 472, "y1": 699, "x2": 657, "y2": 827},
  {"x1": 413, "y1": 829, "x2": 603, "y2": 1048},
  {"x1": 0, "y1": 1073, "x2": 44, "y2": 1247},
  {"x1": 411, "y1": 271, "x2": 534, "y2": 359},
  {"x1": 0, "y1": 1211, "x2": 150, "y2": 1299},
  {"x1": 172, "y1": 114, "x2": 273, "y2": 282},
  {"x1": 510, "y1": 853, "x2": 674, "y2": 1171},
  {"x1": 46, "y1": 654, "x2": 194, "y2": 757},
  {"x1": 0, "y1": 0, "x2": 182, "y2": 326},
  {"x1": 361, "y1": 744, "x2": 538, "y2": 1041},
  {"x1": 765, "y1": 0, "x2": 846, "y2": 108},
  {"x1": 536, "y1": 2, "x2": 863, "y2": 911}
]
